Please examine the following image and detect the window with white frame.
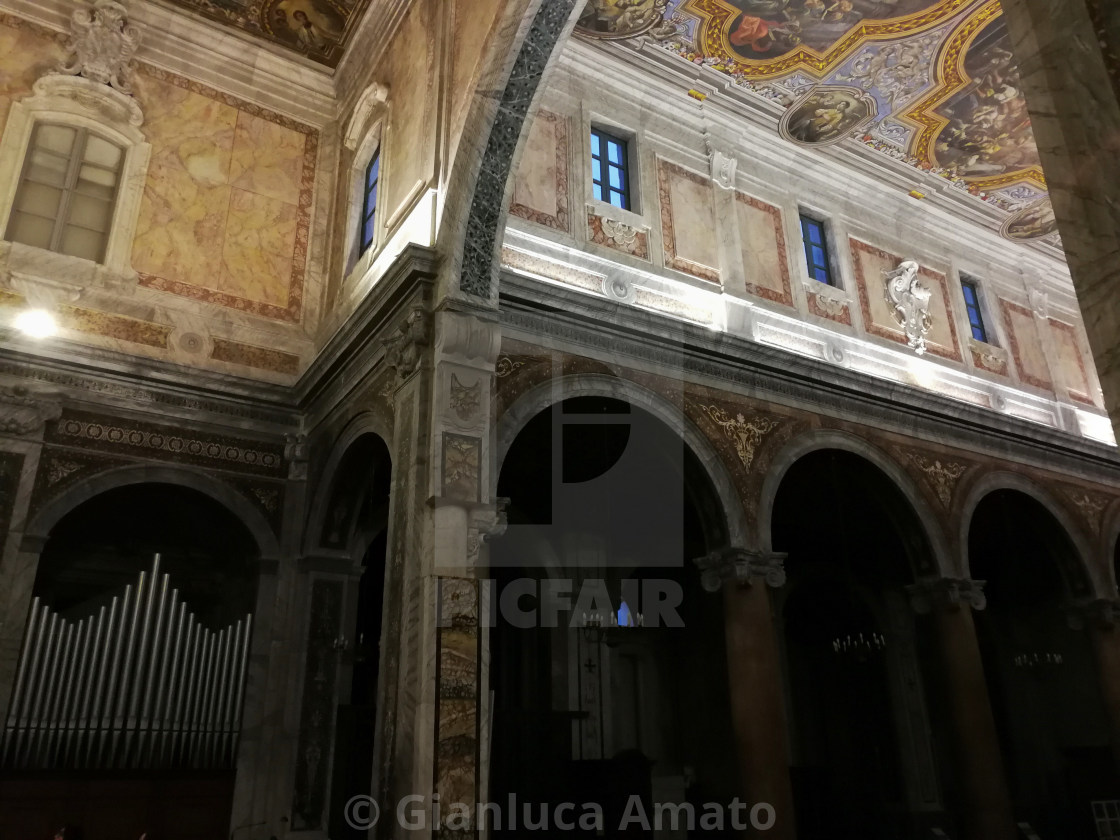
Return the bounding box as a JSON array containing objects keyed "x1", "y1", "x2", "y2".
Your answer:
[
  {"x1": 6, "y1": 124, "x2": 123, "y2": 263},
  {"x1": 358, "y1": 149, "x2": 380, "y2": 255}
]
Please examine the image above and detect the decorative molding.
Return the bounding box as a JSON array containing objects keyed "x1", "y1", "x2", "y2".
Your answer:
[
  {"x1": 694, "y1": 547, "x2": 786, "y2": 591},
  {"x1": 466, "y1": 498, "x2": 509, "y2": 568},
  {"x1": 707, "y1": 146, "x2": 738, "y2": 191},
  {"x1": 736, "y1": 192, "x2": 793, "y2": 308},
  {"x1": 45, "y1": 409, "x2": 286, "y2": 477},
  {"x1": 807, "y1": 288, "x2": 852, "y2": 325},
  {"x1": 601, "y1": 273, "x2": 635, "y2": 303},
  {"x1": 1028, "y1": 287, "x2": 1050, "y2": 319},
  {"x1": 904, "y1": 451, "x2": 968, "y2": 508},
  {"x1": 884, "y1": 259, "x2": 933, "y2": 355},
  {"x1": 59, "y1": 0, "x2": 140, "y2": 94},
  {"x1": 495, "y1": 356, "x2": 527, "y2": 378},
  {"x1": 1058, "y1": 484, "x2": 1112, "y2": 532},
  {"x1": 907, "y1": 577, "x2": 987, "y2": 613},
  {"x1": 999, "y1": 298, "x2": 1053, "y2": 392},
  {"x1": 1066, "y1": 598, "x2": 1120, "y2": 631},
  {"x1": 459, "y1": 0, "x2": 581, "y2": 297},
  {"x1": 343, "y1": 81, "x2": 389, "y2": 152},
  {"x1": 696, "y1": 403, "x2": 780, "y2": 471},
  {"x1": 657, "y1": 159, "x2": 721, "y2": 284},
  {"x1": 0, "y1": 384, "x2": 63, "y2": 436},
  {"x1": 285, "y1": 434, "x2": 309, "y2": 481}
]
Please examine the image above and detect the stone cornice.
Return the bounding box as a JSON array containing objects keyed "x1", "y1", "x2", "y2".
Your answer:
[{"x1": 497, "y1": 272, "x2": 1120, "y2": 485}]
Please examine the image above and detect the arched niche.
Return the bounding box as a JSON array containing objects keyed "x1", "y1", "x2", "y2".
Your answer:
[
  {"x1": 967, "y1": 486, "x2": 1119, "y2": 835},
  {"x1": 489, "y1": 393, "x2": 739, "y2": 836},
  {"x1": 769, "y1": 447, "x2": 947, "y2": 838}
]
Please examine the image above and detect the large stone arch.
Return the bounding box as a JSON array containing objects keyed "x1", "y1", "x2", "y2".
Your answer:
[
  {"x1": 304, "y1": 411, "x2": 394, "y2": 555},
  {"x1": 957, "y1": 470, "x2": 1106, "y2": 599},
  {"x1": 25, "y1": 462, "x2": 281, "y2": 559},
  {"x1": 441, "y1": 0, "x2": 584, "y2": 302},
  {"x1": 758, "y1": 429, "x2": 954, "y2": 579},
  {"x1": 1100, "y1": 498, "x2": 1120, "y2": 595},
  {"x1": 496, "y1": 373, "x2": 752, "y2": 551}
]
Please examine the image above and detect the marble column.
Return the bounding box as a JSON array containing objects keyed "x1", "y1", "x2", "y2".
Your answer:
[
  {"x1": 909, "y1": 577, "x2": 1015, "y2": 840},
  {"x1": 997, "y1": 0, "x2": 1120, "y2": 437},
  {"x1": 695, "y1": 548, "x2": 795, "y2": 840}
]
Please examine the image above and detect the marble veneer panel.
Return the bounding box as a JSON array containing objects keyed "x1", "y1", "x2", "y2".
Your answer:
[
  {"x1": 736, "y1": 192, "x2": 793, "y2": 307},
  {"x1": 1048, "y1": 317, "x2": 1095, "y2": 404},
  {"x1": 130, "y1": 67, "x2": 317, "y2": 323},
  {"x1": 657, "y1": 159, "x2": 720, "y2": 284},
  {"x1": 999, "y1": 299, "x2": 1053, "y2": 391},
  {"x1": 509, "y1": 109, "x2": 570, "y2": 232},
  {"x1": 210, "y1": 338, "x2": 301, "y2": 375},
  {"x1": 851, "y1": 238, "x2": 963, "y2": 362}
]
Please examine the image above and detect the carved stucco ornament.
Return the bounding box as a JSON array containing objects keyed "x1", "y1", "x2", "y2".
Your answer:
[
  {"x1": 698, "y1": 404, "x2": 780, "y2": 472},
  {"x1": 694, "y1": 547, "x2": 787, "y2": 592},
  {"x1": 905, "y1": 451, "x2": 968, "y2": 508},
  {"x1": 707, "y1": 146, "x2": 738, "y2": 191},
  {"x1": 449, "y1": 373, "x2": 481, "y2": 421},
  {"x1": 884, "y1": 259, "x2": 932, "y2": 355},
  {"x1": 815, "y1": 292, "x2": 847, "y2": 319},
  {"x1": 0, "y1": 384, "x2": 62, "y2": 435},
  {"x1": 466, "y1": 498, "x2": 509, "y2": 567},
  {"x1": 59, "y1": 1, "x2": 142, "y2": 95},
  {"x1": 907, "y1": 577, "x2": 987, "y2": 613},
  {"x1": 495, "y1": 356, "x2": 527, "y2": 378},
  {"x1": 383, "y1": 308, "x2": 430, "y2": 379}
]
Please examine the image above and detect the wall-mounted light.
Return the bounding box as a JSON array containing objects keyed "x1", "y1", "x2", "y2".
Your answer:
[{"x1": 14, "y1": 309, "x2": 58, "y2": 339}]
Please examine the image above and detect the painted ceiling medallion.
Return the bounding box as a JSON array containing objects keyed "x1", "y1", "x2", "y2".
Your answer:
[
  {"x1": 155, "y1": 0, "x2": 359, "y2": 66},
  {"x1": 577, "y1": 0, "x2": 1057, "y2": 241}
]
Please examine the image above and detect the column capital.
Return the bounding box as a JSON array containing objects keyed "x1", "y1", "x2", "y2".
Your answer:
[
  {"x1": 1065, "y1": 597, "x2": 1120, "y2": 631},
  {"x1": 694, "y1": 547, "x2": 787, "y2": 592},
  {"x1": 907, "y1": 576, "x2": 987, "y2": 614}
]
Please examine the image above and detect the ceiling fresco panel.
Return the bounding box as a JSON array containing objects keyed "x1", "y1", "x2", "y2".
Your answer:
[{"x1": 154, "y1": 0, "x2": 365, "y2": 66}]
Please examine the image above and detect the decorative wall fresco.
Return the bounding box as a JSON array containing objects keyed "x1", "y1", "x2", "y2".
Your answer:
[
  {"x1": 576, "y1": 0, "x2": 1058, "y2": 242},
  {"x1": 157, "y1": 0, "x2": 365, "y2": 66}
]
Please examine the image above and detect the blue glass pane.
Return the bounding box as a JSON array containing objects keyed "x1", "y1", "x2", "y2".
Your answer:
[
  {"x1": 592, "y1": 160, "x2": 602, "y2": 182},
  {"x1": 967, "y1": 308, "x2": 981, "y2": 328},
  {"x1": 609, "y1": 167, "x2": 622, "y2": 189},
  {"x1": 962, "y1": 284, "x2": 976, "y2": 305},
  {"x1": 618, "y1": 601, "x2": 633, "y2": 628},
  {"x1": 608, "y1": 141, "x2": 622, "y2": 165},
  {"x1": 610, "y1": 190, "x2": 624, "y2": 208},
  {"x1": 806, "y1": 222, "x2": 822, "y2": 245},
  {"x1": 590, "y1": 133, "x2": 600, "y2": 156},
  {"x1": 593, "y1": 183, "x2": 603, "y2": 201},
  {"x1": 814, "y1": 267, "x2": 828, "y2": 283},
  {"x1": 811, "y1": 245, "x2": 825, "y2": 266},
  {"x1": 362, "y1": 217, "x2": 375, "y2": 248},
  {"x1": 972, "y1": 325, "x2": 985, "y2": 342},
  {"x1": 367, "y1": 156, "x2": 380, "y2": 186}
]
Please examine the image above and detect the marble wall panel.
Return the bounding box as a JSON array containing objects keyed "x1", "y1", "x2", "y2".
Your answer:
[
  {"x1": 130, "y1": 68, "x2": 317, "y2": 323},
  {"x1": 657, "y1": 160, "x2": 720, "y2": 284},
  {"x1": 210, "y1": 338, "x2": 301, "y2": 375},
  {"x1": 510, "y1": 110, "x2": 570, "y2": 232},
  {"x1": 0, "y1": 16, "x2": 61, "y2": 145},
  {"x1": 1000, "y1": 299, "x2": 1053, "y2": 391},
  {"x1": 851, "y1": 239, "x2": 962, "y2": 362},
  {"x1": 1048, "y1": 317, "x2": 1095, "y2": 404},
  {"x1": 736, "y1": 192, "x2": 793, "y2": 307}
]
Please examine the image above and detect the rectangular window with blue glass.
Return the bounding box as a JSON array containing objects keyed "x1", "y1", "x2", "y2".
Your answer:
[
  {"x1": 590, "y1": 127, "x2": 631, "y2": 210},
  {"x1": 960, "y1": 276, "x2": 991, "y2": 344},
  {"x1": 800, "y1": 214, "x2": 834, "y2": 286},
  {"x1": 359, "y1": 150, "x2": 380, "y2": 254}
]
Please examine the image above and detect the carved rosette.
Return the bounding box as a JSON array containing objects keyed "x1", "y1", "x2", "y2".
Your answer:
[
  {"x1": 696, "y1": 403, "x2": 780, "y2": 472},
  {"x1": 884, "y1": 259, "x2": 933, "y2": 354},
  {"x1": 694, "y1": 547, "x2": 787, "y2": 592},
  {"x1": 907, "y1": 577, "x2": 987, "y2": 613},
  {"x1": 59, "y1": 1, "x2": 142, "y2": 95}
]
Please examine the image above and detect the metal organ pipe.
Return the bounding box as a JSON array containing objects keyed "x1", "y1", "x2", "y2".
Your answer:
[{"x1": 0, "y1": 555, "x2": 254, "y2": 771}]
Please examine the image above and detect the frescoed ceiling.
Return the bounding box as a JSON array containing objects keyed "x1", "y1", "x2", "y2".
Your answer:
[
  {"x1": 150, "y1": 0, "x2": 370, "y2": 66},
  {"x1": 576, "y1": 0, "x2": 1057, "y2": 243}
]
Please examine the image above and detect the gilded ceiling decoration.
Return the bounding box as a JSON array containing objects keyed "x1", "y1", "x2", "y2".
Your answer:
[
  {"x1": 576, "y1": 0, "x2": 1056, "y2": 242},
  {"x1": 155, "y1": 0, "x2": 366, "y2": 66}
]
